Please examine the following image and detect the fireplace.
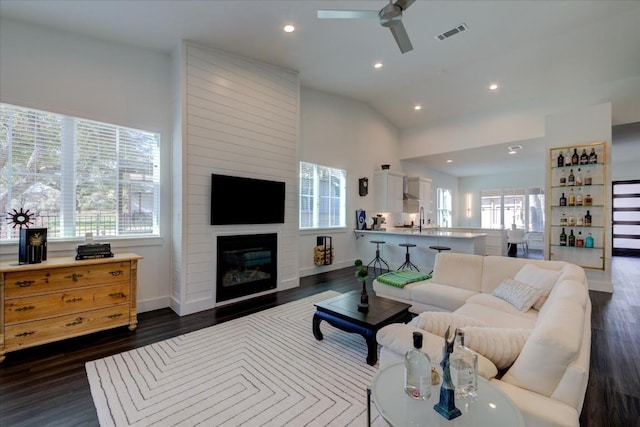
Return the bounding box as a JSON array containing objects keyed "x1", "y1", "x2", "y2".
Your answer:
[{"x1": 216, "y1": 233, "x2": 277, "y2": 302}]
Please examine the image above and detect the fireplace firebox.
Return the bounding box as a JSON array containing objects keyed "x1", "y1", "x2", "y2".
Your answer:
[{"x1": 216, "y1": 233, "x2": 277, "y2": 302}]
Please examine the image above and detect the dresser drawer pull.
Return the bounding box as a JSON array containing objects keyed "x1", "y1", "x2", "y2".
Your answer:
[
  {"x1": 107, "y1": 313, "x2": 124, "y2": 319},
  {"x1": 15, "y1": 280, "x2": 35, "y2": 288},
  {"x1": 15, "y1": 305, "x2": 36, "y2": 312},
  {"x1": 65, "y1": 297, "x2": 84, "y2": 303},
  {"x1": 15, "y1": 331, "x2": 35, "y2": 338},
  {"x1": 66, "y1": 317, "x2": 84, "y2": 327},
  {"x1": 109, "y1": 270, "x2": 124, "y2": 277},
  {"x1": 109, "y1": 292, "x2": 126, "y2": 298},
  {"x1": 63, "y1": 273, "x2": 84, "y2": 282}
]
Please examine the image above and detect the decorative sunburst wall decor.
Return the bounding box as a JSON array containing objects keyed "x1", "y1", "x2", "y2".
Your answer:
[{"x1": 6, "y1": 208, "x2": 35, "y2": 229}]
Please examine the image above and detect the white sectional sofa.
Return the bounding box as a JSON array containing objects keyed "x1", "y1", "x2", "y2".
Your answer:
[{"x1": 374, "y1": 252, "x2": 591, "y2": 427}]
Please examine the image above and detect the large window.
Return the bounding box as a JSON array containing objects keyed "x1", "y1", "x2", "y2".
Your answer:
[
  {"x1": 1, "y1": 103, "x2": 160, "y2": 240},
  {"x1": 437, "y1": 188, "x2": 452, "y2": 227},
  {"x1": 480, "y1": 187, "x2": 544, "y2": 231},
  {"x1": 299, "y1": 162, "x2": 346, "y2": 229}
]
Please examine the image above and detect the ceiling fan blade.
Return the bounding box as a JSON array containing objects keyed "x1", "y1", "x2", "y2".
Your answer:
[
  {"x1": 389, "y1": 22, "x2": 413, "y2": 53},
  {"x1": 317, "y1": 10, "x2": 379, "y2": 19},
  {"x1": 395, "y1": 0, "x2": 416, "y2": 11}
]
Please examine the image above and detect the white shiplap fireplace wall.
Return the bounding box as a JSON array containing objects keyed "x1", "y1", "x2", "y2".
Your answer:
[{"x1": 171, "y1": 42, "x2": 300, "y2": 316}]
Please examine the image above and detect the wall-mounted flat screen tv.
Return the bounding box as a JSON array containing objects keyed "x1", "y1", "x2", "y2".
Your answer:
[{"x1": 211, "y1": 174, "x2": 286, "y2": 225}]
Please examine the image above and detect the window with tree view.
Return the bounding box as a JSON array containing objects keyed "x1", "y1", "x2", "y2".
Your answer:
[
  {"x1": 299, "y1": 162, "x2": 346, "y2": 229},
  {"x1": 1, "y1": 103, "x2": 160, "y2": 240}
]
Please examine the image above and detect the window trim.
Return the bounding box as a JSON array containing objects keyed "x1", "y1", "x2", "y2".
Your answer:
[{"x1": 299, "y1": 161, "x2": 347, "y2": 230}]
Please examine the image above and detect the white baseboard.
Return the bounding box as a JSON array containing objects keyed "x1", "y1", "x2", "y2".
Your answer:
[{"x1": 137, "y1": 296, "x2": 171, "y2": 313}]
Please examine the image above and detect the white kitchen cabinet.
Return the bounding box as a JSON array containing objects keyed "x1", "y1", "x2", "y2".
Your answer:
[
  {"x1": 403, "y1": 177, "x2": 432, "y2": 217},
  {"x1": 374, "y1": 170, "x2": 404, "y2": 213}
]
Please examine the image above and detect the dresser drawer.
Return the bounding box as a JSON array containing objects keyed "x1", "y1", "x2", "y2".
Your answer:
[
  {"x1": 5, "y1": 283, "x2": 130, "y2": 324},
  {"x1": 4, "y1": 304, "x2": 130, "y2": 350},
  {"x1": 4, "y1": 261, "x2": 131, "y2": 298}
]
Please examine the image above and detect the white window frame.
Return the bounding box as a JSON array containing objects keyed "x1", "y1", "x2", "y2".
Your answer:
[
  {"x1": 1, "y1": 103, "x2": 161, "y2": 241},
  {"x1": 437, "y1": 187, "x2": 452, "y2": 228},
  {"x1": 299, "y1": 161, "x2": 346, "y2": 230},
  {"x1": 480, "y1": 187, "x2": 545, "y2": 231}
]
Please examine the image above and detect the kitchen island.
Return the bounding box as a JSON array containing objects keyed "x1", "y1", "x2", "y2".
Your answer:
[{"x1": 355, "y1": 228, "x2": 487, "y2": 272}]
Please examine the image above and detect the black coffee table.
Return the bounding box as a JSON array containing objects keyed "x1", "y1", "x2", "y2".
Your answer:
[{"x1": 313, "y1": 291, "x2": 412, "y2": 365}]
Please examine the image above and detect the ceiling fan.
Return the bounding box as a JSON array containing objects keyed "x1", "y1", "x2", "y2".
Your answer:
[{"x1": 317, "y1": 0, "x2": 417, "y2": 54}]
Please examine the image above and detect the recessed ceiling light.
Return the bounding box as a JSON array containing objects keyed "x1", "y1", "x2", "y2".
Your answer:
[
  {"x1": 489, "y1": 83, "x2": 499, "y2": 91},
  {"x1": 446, "y1": 159, "x2": 453, "y2": 163},
  {"x1": 283, "y1": 24, "x2": 295, "y2": 33},
  {"x1": 373, "y1": 62, "x2": 383, "y2": 69},
  {"x1": 414, "y1": 105, "x2": 422, "y2": 111},
  {"x1": 509, "y1": 150, "x2": 517, "y2": 155}
]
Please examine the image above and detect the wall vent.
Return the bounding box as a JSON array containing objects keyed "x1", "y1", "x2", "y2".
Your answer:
[{"x1": 435, "y1": 23, "x2": 469, "y2": 41}]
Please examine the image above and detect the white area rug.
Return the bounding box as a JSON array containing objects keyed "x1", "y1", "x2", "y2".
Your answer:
[{"x1": 86, "y1": 291, "x2": 388, "y2": 426}]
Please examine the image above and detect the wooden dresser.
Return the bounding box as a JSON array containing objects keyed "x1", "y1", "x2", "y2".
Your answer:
[{"x1": 0, "y1": 252, "x2": 142, "y2": 362}]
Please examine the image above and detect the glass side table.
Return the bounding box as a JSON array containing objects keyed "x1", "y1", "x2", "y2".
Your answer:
[{"x1": 369, "y1": 361, "x2": 524, "y2": 426}]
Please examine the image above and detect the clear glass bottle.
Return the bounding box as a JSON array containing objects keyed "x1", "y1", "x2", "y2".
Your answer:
[
  {"x1": 572, "y1": 148, "x2": 579, "y2": 165},
  {"x1": 450, "y1": 329, "x2": 478, "y2": 398},
  {"x1": 404, "y1": 332, "x2": 432, "y2": 400},
  {"x1": 584, "y1": 194, "x2": 593, "y2": 206},
  {"x1": 565, "y1": 150, "x2": 572, "y2": 167},
  {"x1": 576, "y1": 188, "x2": 583, "y2": 206},
  {"x1": 568, "y1": 188, "x2": 575, "y2": 206},
  {"x1": 559, "y1": 170, "x2": 566, "y2": 186},
  {"x1": 584, "y1": 169, "x2": 592, "y2": 185},
  {"x1": 568, "y1": 213, "x2": 576, "y2": 226},
  {"x1": 560, "y1": 213, "x2": 568, "y2": 226},
  {"x1": 575, "y1": 168, "x2": 583, "y2": 186},
  {"x1": 576, "y1": 231, "x2": 584, "y2": 247}
]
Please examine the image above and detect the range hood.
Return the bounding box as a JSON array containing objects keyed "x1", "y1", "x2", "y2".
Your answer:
[{"x1": 403, "y1": 176, "x2": 420, "y2": 201}]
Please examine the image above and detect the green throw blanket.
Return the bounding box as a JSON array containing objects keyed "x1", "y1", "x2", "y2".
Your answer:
[{"x1": 376, "y1": 270, "x2": 431, "y2": 288}]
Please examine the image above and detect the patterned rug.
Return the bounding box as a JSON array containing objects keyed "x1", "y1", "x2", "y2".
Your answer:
[{"x1": 86, "y1": 291, "x2": 387, "y2": 426}]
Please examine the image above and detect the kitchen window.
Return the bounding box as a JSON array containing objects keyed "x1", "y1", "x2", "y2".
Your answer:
[
  {"x1": 437, "y1": 187, "x2": 452, "y2": 228},
  {"x1": 0, "y1": 103, "x2": 160, "y2": 241},
  {"x1": 299, "y1": 162, "x2": 346, "y2": 229}
]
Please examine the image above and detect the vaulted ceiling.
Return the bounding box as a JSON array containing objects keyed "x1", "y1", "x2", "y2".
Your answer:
[{"x1": 1, "y1": 1, "x2": 639, "y2": 175}]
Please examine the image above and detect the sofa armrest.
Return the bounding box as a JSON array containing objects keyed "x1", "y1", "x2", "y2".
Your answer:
[
  {"x1": 376, "y1": 323, "x2": 498, "y2": 379},
  {"x1": 489, "y1": 379, "x2": 579, "y2": 427}
]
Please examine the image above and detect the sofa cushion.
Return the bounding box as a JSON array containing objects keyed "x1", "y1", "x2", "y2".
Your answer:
[
  {"x1": 502, "y1": 298, "x2": 585, "y2": 397},
  {"x1": 454, "y1": 302, "x2": 537, "y2": 329},
  {"x1": 481, "y1": 256, "x2": 567, "y2": 294},
  {"x1": 465, "y1": 293, "x2": 539, "y2": 322},
  {"x1": 431, "y1": 252, "x2": 484, "y2": 292},
  {"x1": 376, "y1": 323, "x2": 499, "y2": 380},
  {"x1": 514, "y1": 264, "x2": 561, "y2": 310},
  {"x1": 411, "y1": 282, "x2": 478, "y2": 312},
  {"x1": 460, "y1": 326, "x2": 531, "y2": 370},
  {"x1": 409, "y1": 312, "x2": 487, "y2": 337},
  {"x1": 492, "y1": 278, "x2": 545, "y2": 311}
]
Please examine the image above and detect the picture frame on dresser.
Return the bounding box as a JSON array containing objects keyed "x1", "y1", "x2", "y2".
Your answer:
[{"x1": 548, "y1": 141, "x2": 606, "y2": 270}]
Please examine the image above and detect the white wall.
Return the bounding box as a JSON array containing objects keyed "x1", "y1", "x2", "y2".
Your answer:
[
  {"x1": 0, "y1": 18, "x2": 174, "y2": 312},
  {"x1": 299, "y1": 88, "x2": 401, "y2": 276}
]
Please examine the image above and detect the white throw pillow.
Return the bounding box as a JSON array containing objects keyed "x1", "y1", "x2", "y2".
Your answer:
[
  {"x1": 492, "y1": 278, "x2": 544, "y2": 312},
  {"x1": 460, "y1": 326, "x2": 532, "y2": 370},
  {"x1": 409, "y1": 312, "x2": 487, "y2": 337},
  {"x1": 514, "y1": 264, "x2": 561, "y2": 310}
]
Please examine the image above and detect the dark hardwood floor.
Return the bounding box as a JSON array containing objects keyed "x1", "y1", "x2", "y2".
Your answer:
[{"x1": 1, "y1": 259, "x2": 638, "y2": 426}]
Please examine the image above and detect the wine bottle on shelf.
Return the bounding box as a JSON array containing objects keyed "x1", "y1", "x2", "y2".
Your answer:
[
  {"x1": 576, "y1": 168, "x2": 583, "y2": 186},
  {"x1": 576, "y1": 188, "x2": 583, "y2": 206},
  {"x1": 559, "y1": 170, "x2": 566, "y2": 186},
  {"x1": 584, "y1": 210, "x2": 592, "y2": 226},
  {"x1": 568, "y1": 188, "x2": 575, "y2": 206},
  {"x1": 560, "y1": 228, "x2": 567, "y2": 246},
  {"x1": 589, "y1": 147, "x2": 598, "y2": 164},
  {"x1": 576, "y1": 231, "x2": 584, "y2": 247},
  {"x1": 404, "y1": 332, "x2": 432, "y2": 400},
  {"x1": 584, "y1": 169, "x2": 592, "y2": 185},
  {"x1": 568, "y1": 169, "x2": 575, "y2": 186},
  {"x1": 560, "y1": 192, "x2": 567, "y2": 206},
  {"x1": 572, "y1": 148, "x2": 579, "y2": 165},
  {"x1": 568, "y1": 230, "x2": 576, "y2": 247},
  {"x1": 584, "y1": 194, "x2": 593, "y2": 206},
  {"x1": 557, "y1": 151, "x2": 564, "y2": 168},
  {"x1": 585, "y1": 233, "x2": 594, "y2": 248},
  {"x1": 565, "y1": 150, "x2": 572, "y2": 167},
  {"x1": 580, "y1": 149, "x2": 589, "y2": 165},
  {"x1": 560, "y1": 213, "x2": 568, "y2": 226}
]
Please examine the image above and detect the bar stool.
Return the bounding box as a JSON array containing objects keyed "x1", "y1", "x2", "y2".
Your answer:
[
  {"x1": 367, "y1": 240, "x2": 390, "y2": 276},
  {"x1": 428, "y1": 245, "x2": 451, "y2": 274},
  {"x1": 397, "y1": 243, "x2": 419, "y2": 271}
]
